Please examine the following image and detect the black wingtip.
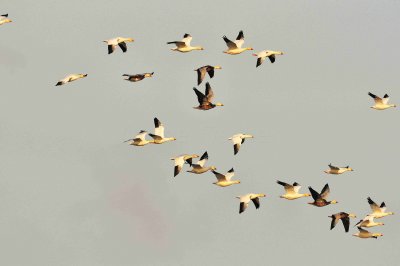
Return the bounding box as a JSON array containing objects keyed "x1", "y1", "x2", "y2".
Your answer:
[
  {"x1": 228, "y1": 168, "x2": 234, "y2": 173},
  {"x1": 55, "y1": 82, "x2": 62, "y2": 86}
]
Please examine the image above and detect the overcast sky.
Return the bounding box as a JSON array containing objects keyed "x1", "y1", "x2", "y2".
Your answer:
[{"x1": 1, "y1": 0, "x2": 399, "y2": 265}]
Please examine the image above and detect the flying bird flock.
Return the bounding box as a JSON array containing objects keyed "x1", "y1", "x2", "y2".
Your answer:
[{"x1": 2, "y1": 15, "x2": 395, "y2": 240}]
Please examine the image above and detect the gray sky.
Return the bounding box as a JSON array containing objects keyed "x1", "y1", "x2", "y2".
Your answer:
[{"x1": 1, "y1": 0, "x2": 399, "y2": 265}]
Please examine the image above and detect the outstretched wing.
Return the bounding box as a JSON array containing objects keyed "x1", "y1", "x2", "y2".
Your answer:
[
  {"x1": 251, "y1": 197, "x2": 260, "y2": 209},
  {"x1": 197, "y1": 151, "x2": 208, "y2": 167},
  {"x1": 320, "y1": 184, "x2": 330, "y2": 199},
  {"x1": 197, "y1": 68, "x2": 207, "y2": 85},
  {"x1": 268, "y1": 54, "x2": 276, "y2": 63},
  {"x1": 118, "y1": 42, "x2": 127, "y2": 52},
  {"x1": 167, "y1": 41, "x2": 187, "y2": 48},
  {"x1": 205, "y1": 82, "x2": 214, "y2": 102},
  {"x1": 108, "y1": 45, "x2": 115, "y2": 54},
  {"x1": 308, "y1": 186, "x2": 320, "y2": 201},
  {"x1": 193, "y1": 88, "x2": 207, "y2": 105},
  {"x1": 256, "y1": 57, "x2": 266, "y2": 67},
  {"x1": 368, "y1": 92, "x2": 383, "y2": 104},
  {"x1": 234, "y1": 30, "x2": 244, "y2": 48},
  {"x1": 212, "y1": 170, "x2": 226, "y2": 182},
  {"x1": 223, "y1": 36, "x2": 238, "y2": 49},
  {"x1": 153, "y1": 117, "x2": 165, "y2": 138},
  {"x1": 367, "y1": 197, "x2": 381, "y2": 213},
  {"x1": 341, "y1": 217, "x2": 350, "y2": 233}
]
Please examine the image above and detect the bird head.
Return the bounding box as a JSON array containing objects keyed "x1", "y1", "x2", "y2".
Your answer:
[
  {"x1": 215, "y1": 102, "x2": 224, "y2": 107},
  {"x1": 214, "y1": 65, "x2": 222, "y2": 69},
  {"x1": 330, "y1": 200, "x2": 338, "y2": 204},
  {"x1": 348, "y1": 213, "x2": 357, "y2": 218}
]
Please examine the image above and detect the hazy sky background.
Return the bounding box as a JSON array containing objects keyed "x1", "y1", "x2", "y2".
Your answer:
[{"x1": 1, "y1": 0, "x2": 399, "y2": 265}]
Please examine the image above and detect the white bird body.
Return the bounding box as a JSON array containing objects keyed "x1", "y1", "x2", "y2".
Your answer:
[
  {"x1": 124, "y1": 130, "x2": 153, "y2": 146},
  {"x1": 167, "y1": 34, "x2": 204, "y2": 53},
  {"x1": 277, "y1": 181, "x2": 311, "y2": 200},
  {"x1": 103, "y1": 37, "x2": 134, "y2": 54},
  {"x1": 171, "y1": 154, "x2": 199, "y2": 177},
  {"x1": 355, "y1": 215, "x2": 384, "y2": 228},
  {"x1": 0, "y1": 14, "x2": 12, "y2": 25},
  {"x1": 252, "y1": 50, "x2": 284, "y2": 67},
  {"x1": 222, "y1": 31, "x2": 253, "y2": 55},
  {"x1": 236, "y1": 193, "x2": 266, "y2": 213},
  {"x1": 324, "y1": 164, "x2": 353, "y2": 175},
  {"x1": 187, "y1": 151, "x2": 216, "y2": 174},
  {"x1": 228, "y1": 134, "x2": 254, "y2": 155},
  {"x1": 368, "y1": 92, "x2": 396, "y2": 110},
  {"x1": 149, "y1": 118, "x2": 176, "y2": 144},
  {"x1": 55, "y1": 74, "x2": 87, "y2": 86},
  {"x1": 353, "y1": 227, "x2": 383, "y2": 239},
  {"x1": 212, "y1": 168, "x2": 240, "y2": 187},
  {"x1": 367, "y1": 197, "x2": 394, "y2": 219}
]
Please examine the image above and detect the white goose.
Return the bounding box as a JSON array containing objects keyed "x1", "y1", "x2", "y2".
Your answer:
[
  {"x1": 368, "y1": 92, "x2": 396, "y2": 110},
  {"x1": 367, "y1": 197, "x2": 394, "y2": 219},
  {"x1": 355, "y1": 215, "x2": 384, "y2": 228},
  {"x1": 149, "y1": 118, "x2": 176, "y2": 144},
  {"x1": 171, "y1": 154, "x2": 199, "y2": 177},
  {"x1": 236, "y1": 193, "x2": 266, "y2": 214},
  {"x1": 228, "y1": 134, "x2": 254, "y2": 155},
  {"x1": 167, "y1": 34, "x2": 204, "y2": 52},
  {"x1": 276, "y1": 180, "x2": 311, "y2": 200},
  {"x1": 252, "y1": 50, "x2": 284, "y2": 67},
  {"x1": 212, "y1": 168, "x2": 240, "y2": 187},
  {"x1": 0, "y1": 14, "x2": 12, "y2": 25},
  {"x1": 187, "y1": 151, "x2": 216, "y2": 174},
  {"x1": 222, "y1": 31, "x2": 253, "y2": 55},
  {"x1": 124, "y1": 130, "x2": 153, "y2": 146},
  {"x1": 103, "y1": 37, "x2": 134, "y2": 54},
  {"x1": 55, "y1": 74, "x2": 87, "y2": 86},
  {"x1": 353, "y1": 227, "x2": 383, "y2": 239},
  {"x1": 324, "y1": 164, "x2": 353, "y2": 175}
]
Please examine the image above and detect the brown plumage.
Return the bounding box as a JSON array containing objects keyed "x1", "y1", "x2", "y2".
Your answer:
[
  {"x1": 193, "y1": 82, "x2": 223, "y2": 110},
  {"x1": 328, "y1": 212, "x2": 356, "y2": 232},
  {"x1": 308, "y1": 184, "x2": 338, "y2": 207}
]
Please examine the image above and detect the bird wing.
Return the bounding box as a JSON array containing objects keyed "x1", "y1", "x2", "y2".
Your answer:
[
  {"x1": 148, "y1": 133, "x2": 162, "y2": 141},
  {"x1": 234, "y1": 30, "x2": 244, "y2": 48},
  {"x1": 379, "y1": 202, "x2": 387, "y2": 213},
  {"x1": 367, "y1": 197, "x2": 381, "y2": 213},
  {"x1": 182, "y1": 34, "x2": 192, "y2": 46},
  {"x1": 193, "y1": 88, "x2": 207, "y2": 105},
  {"x1": 108, "y1": 45, "x2": 115, "y2": 54},
  {"x1": 223, "y1": 36, "x2": 238, "y2": 49},
  {"x1": 328, "y1": 164, "x2": 340, "y2": 170},
  {"x1": 167, "y1": 41, "x2": 187, "y2": 48},
  {"x1": 118, "y1": 42, "x2": 127, "y2": 52},
  {"x1": 207, "y1": 67, "x2": 215, "y2": 78},
  {"x1": 239, "y1": 202, "x2": 248, "y2": 214},
  {"x1": 197, "y1": 68, "x2": 207, "y2": 85},
  {"x1": 330, "y1": 215, "x2": 339, "y2": 230},
  {"x1": 251, "y1": 197, "x2": 260, "y2": 209},
  {"x1": 268, "y1": 54, "x2": 276, "y2": 63},
  {"x1": 135, "y1": 130, "x2": 147, "y2": 141},
  {"x1": 256, "y1": 57, "x2": 266, "y2": 67},
  {"x1": 382, "y1": 94, "x2": 390, "y2": 105},
  {"x1": 205, "y1": 82, "x2": 214, "y2": 102},
  {"x1": 320, "y1": 184, "x2": 330, "y2": 199},
  {"x1": 292, "y1": 182, "x2": 301, "y2": 193},
  {"x1": 277, "y1": 180, "x2": 295, "y2": 194},
  {"x1": 224, "y1": 168, "x2": 235, "y2": 181},
  {"x1": 212, "y1": 170, "x2": 226, "y2": 182},
  {"x1": 368, "y1": 92, "x2": 383, "y2": 104},
  {"x1": 154, "y1": 117, "x2": 164, "y2": 138},
  {"x1": 341, "y1": 217, "x2": 350, "y2": 232},
  {"x1": 308, "y1": 186, "x2": 321, "y2": 201},
  {"x1": 197, "y1": 151, "x2": 208, "y2": 167}
]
